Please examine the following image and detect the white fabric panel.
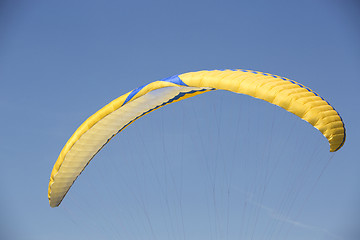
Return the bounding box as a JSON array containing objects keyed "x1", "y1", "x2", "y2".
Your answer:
[{"x1": 50, "y1": 86, "x2": 207, "y2": 205}]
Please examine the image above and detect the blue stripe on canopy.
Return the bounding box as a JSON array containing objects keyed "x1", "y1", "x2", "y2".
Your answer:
[
  {"x1": 161, "y1": 75, "x2": 188, "y2": 86},
  {"x1": 122, "y1": 75, "x2": 187, "y2": 106},
  {"x1": 122, "y1": 85, "x2": 146, "y2": 106}
]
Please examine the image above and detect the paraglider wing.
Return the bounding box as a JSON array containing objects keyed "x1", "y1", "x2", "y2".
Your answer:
[{"x1": 48, "y1": 69, "x2": 345, "y2": 207}]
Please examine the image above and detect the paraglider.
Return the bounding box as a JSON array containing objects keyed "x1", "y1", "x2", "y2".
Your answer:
[{"x1": 48, "y1": 69, "x2": 345, "y2": 208}]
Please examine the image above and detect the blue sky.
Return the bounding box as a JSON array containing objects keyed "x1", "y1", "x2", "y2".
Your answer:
[{"x1": 0, "y1": 0, "x2": 359, "y2": 239}]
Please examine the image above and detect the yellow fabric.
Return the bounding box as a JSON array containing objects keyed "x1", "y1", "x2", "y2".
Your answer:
[
  {"x1": 179, "y1": 70, "x2": 345, "y2": 151},
  {"x1": 48, "y1": 69, "x2": 345, "y2": 207}
]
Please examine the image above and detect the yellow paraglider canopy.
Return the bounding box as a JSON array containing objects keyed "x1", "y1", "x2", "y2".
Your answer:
[{"x1": 48, "y1": 69, "x2": 345, "y2": 207}]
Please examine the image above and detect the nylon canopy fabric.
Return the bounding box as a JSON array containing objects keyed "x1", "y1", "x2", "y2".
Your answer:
[{"x1": 48, "y1": 69, "x2": 346, "y2": 207}]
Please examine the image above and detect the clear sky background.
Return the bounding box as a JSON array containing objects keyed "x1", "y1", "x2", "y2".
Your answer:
[{"x1": 0, "y1": 0, "x2": 359, "y2": 240}]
